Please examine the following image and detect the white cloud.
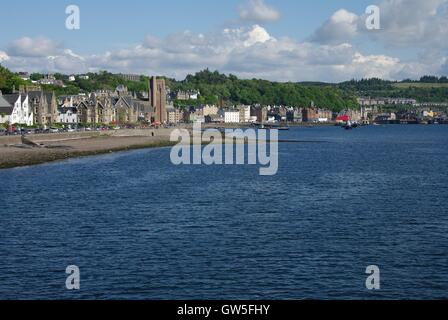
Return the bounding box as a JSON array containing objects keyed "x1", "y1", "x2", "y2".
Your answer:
[
  {"x1": 0, "y1": 50, "x2": 9, "y2": 63},
  {"x1": 310, "y1": 9, "x2": 359, "y2": 45},
  {"x1": 7, "y1": 36, "x2": 62, "y2": 57},
  {"x1": 239, "y1": 0, "x2": 280, "y2": 23},
  {"x1": 311, "y1": 0, "x2": 448, "y2": 48},
  {"x1": 372, "y1": 0, "x2": 448, "y2": 47},
  {"x1": 79, "y1": 25, "x2": 412, "y2": 82},
  {"x1": 1, "y1": 23, "x2": 446, "y2": 82},
  {"x1": 3, "y1": 38, "x2": 87, "y2": 74}
]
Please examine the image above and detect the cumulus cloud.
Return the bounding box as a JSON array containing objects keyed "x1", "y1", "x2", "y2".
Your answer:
[
  {"x1": 1, "y1": 23, "x2": 446, "y2": 82},
  {"x1": 310, "y1": 9, "x2": 359, "y2": 45},
  {"x1": 7, "y1": 36, "x2": 62, "y2": 57},
  {"x1": 84, "y1": 25, "x2": 420, "y2": 82},
  {"x1": 371, "y1": 0, "x2": 448, "y2": 48},
  {"x1": 311, "y1": 0, "x2": 448, "y2": 48},
  {"x1": 239, "y1": 0, "x2": 280, "y2": 23},
  {"x1": 3, "y1": 37, "x2": 87, "y2": 74},
  {"x1": 0, "y1": 50, "x2": 9, "y2": 63}
]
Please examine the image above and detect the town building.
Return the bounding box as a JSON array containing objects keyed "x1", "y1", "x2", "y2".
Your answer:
[
  {"x1": 205, "y1": 114, "x2": 224, "y2": 123},
  {"x1": 175, "y1": 90, "x2": 200, "y2": 101},
  {"x1": 203, "y1": 104, "x2": 219, "y2": 116},
  {"x1": 27, "y1": 90, "x2": 58, "y2": 126},
  {"x1": 118, "y1": 74, "x2": 142, "y2": 82},
  {"x1": 37, "y1": 74, "x2": 65, "y2": 87},
  {"x1": 223, "y1": 110, "x2": 240, "y2": 123},
  {"x1": 302, "y1": 108, "x2": 318, "y2": 122},
  {"x1": 301, "y1": 108, "x2": 332, "y2": 122},
  {"x1": 58, "y1": 107, "x2": 78, "y2": 124},
  {"x1": 358, "y1": 97, "x2": 417, "y2": 106},
  {"x1": 74, "y1": 89, "x2": 152, "y2": 125},
  {"x1": 150, "y1": 77, "x2": 167, "y2": 123},
  {"x1": 251, "y1": 106, "x2": 267, "y2": 123},
  {"x1": 18, "y1": 72, "x2": 30, "y2": 81},
  {"x1": 1, "y1": 93, "x2": 33, "y2": 126},
  {"x1": 286, "y1": 108, "x2": 302, "y2": 122},
  {"x1": 344, "y1": 109, "x2": 362, "y2": 122},
  {"x1": 0, "y1": 93, "x2": 12, "y2": 124},
  {"x1": 183, "y1": 107, "x2": 203, "y2": 123},
  {"x1": 166, "y1": 106, "x2": 183, "y2": 124},
  {"x1": 238, "y1": 105, "x2": 251, "y2": 123}
]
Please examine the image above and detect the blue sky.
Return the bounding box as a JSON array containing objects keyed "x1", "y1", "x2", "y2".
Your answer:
[
  {"x1": 1, "y1": 0, "x2": 372, "y2": 52},
  {"x1": 0, "y1": 0, "x2": 447, "y2": 82}
]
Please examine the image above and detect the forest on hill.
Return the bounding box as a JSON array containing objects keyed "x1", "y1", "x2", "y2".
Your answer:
[{"x1": 2, "y1": 65, "x2": 448, "y2": 111}]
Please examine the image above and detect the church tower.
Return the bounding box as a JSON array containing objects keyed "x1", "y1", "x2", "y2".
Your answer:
[{"x1": 149, "y1": 76, "x2": 166, "y2": 123}]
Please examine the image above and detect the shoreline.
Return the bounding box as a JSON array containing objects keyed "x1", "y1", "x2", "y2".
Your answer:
[
  {"x1": 0, "y1": 129, "x2": 178, "y2": 170},
  {"x1": 0, "y1": 123, "x2": 358, "y2": 170},
  {"x1": 0, "y1": 140, "x2": 179, "y2": 170},
  {"x1": 0, "y1": 138, "x2": 178, "y2": 170}
]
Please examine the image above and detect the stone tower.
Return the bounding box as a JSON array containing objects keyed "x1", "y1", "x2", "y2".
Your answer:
[{"x1": 149, "y1": 76, "x2": 166, "y2": 123}]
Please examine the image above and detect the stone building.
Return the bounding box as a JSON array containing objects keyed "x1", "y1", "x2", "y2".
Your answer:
[
  {"x1": 166, "y1": 106, "x2": 183, "y2": 124},
  {"x1": 150, "y1": 77, "x2": 167, "y2": 123},
  {"x1": 17, "y1": 86, "x2": 57, "y2": 126},
  {"x1": 251, "y1": 106, "x2": 268, "y2": 123},
  {"x1": 28, "y1": 91, "x2": 58, "y2": 126},
  {"x1": 76, "y1": 92, "x2": 152, "y2": 125}
]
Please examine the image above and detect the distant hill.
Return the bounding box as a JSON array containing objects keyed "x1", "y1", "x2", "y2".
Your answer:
[
  {"x1": 2, "y1": 65, "x2": 448, "y2": 108},
  {"x1": 337, "y1": 77, "x2": 448, "y2": 103}
]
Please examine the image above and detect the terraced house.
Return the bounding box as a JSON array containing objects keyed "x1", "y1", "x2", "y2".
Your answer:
[
  {"x1": 75, "y1": 90, "x2": 153, "y2": 125},
  {"x1": 0, "y1": 92, "x2": 33, "y2": 126},
  {"x1": 27, "y1": 90, "x2": 58, "y2": 126}
]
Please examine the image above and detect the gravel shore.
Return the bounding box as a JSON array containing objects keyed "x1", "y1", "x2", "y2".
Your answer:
[{"x1": 0, "y1": 129, "x2": 176, "y2": 169}]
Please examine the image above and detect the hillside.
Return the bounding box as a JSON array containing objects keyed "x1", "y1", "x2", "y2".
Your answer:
[
  {"x1": 2, "y1": 65, "x2": 448, "y2": 110},
  {"x1": 338, "y1": 78, "x2": 448, "y2": 103}
]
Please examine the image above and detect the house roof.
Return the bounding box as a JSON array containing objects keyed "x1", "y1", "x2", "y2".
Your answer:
[
  {"x1": 336, "y1": 115, "x2": 350, "y2": 121},
  {"x1": 2, "y1": 94, "x2": 20, "y2": 105},
  {"x1": 0, "y1": 95, "x2": 12, "y2": 108},
  {"x1": 58, "y1": 107, "x2": 77, "y2": 114},
  {"x1": 0, "y1": 106, "x2": 13, "y2": 114},
  {"x1": 27, "y1": 91, "x2": 43, "y2": 99}
]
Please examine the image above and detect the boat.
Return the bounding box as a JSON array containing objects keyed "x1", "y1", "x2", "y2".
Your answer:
[
  {"x1": 253, "y1": 123, "x2": 289, "y2": 130},
  {"x1": 343, "y1": 120, "x2": 354, "y2": 130}
]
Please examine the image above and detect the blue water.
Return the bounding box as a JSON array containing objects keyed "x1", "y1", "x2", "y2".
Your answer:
[{"x1": 1, "y1": 125, "x2": 448, "y2": 300}]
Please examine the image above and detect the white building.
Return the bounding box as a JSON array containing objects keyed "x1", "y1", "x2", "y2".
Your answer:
[
  {"x1": 2, "y1": 94, "x2": 33, "y2": 126},
  {"x1": 58, "y1": 107, "x2": 78, "y2": 124},
  {"x1": 238, "y1": 105, "x2": 251, "y2": 123},
  {"x1": 249, "y1": 116, "x2": 258, "y2": 123},
  {"x1": 68, "y1": 75, "x2": 76, "y2": 82},
  {"x1": 189, "y1": 92, "x2": 199, "y2": 100},
  {"x1": 224, "y1": 110, "x2": 240, "y2": 123}
]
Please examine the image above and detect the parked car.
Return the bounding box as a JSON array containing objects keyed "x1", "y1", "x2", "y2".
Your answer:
[
  {"x1": 49, "y1": 127, "x2": 60, "y2": 133},
  {"x1": 20, "y1": 128, "x2": 33, "y2": 135}
]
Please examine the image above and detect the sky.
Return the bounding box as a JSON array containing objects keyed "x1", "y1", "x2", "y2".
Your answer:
[{"x1": 0, "y1": 0, "x2": 447, "y2": 82}]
